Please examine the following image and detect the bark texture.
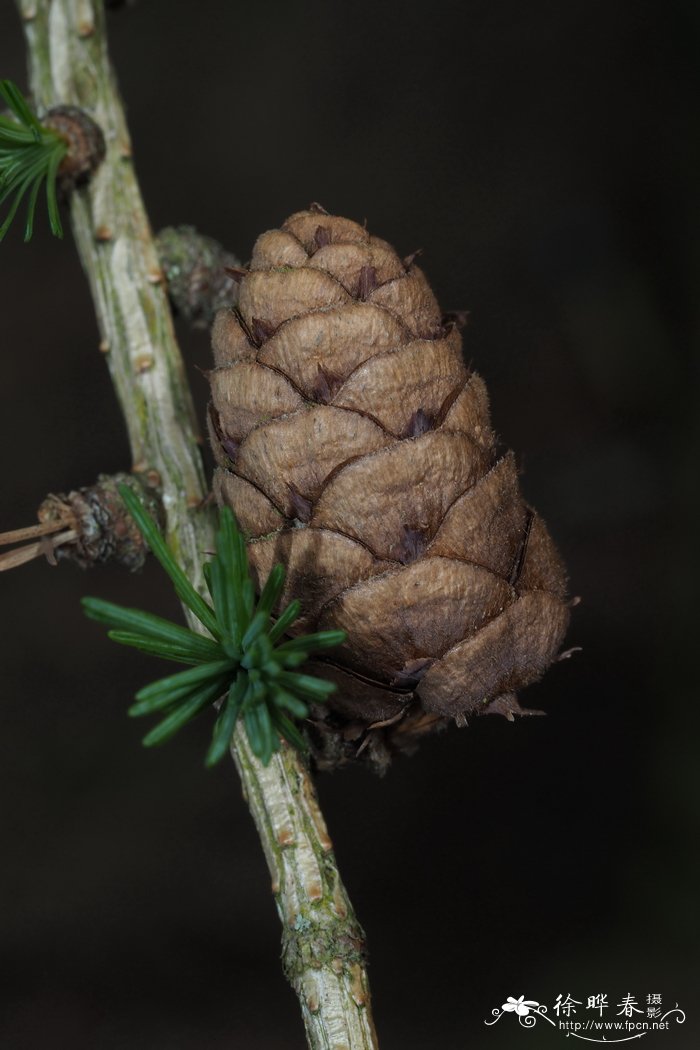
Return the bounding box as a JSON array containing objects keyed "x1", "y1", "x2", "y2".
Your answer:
[{"x1": 209, "y1": 208, "x2": 570, "y2": 768}]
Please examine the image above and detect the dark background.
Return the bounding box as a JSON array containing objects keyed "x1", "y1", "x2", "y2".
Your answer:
[{"x1": 1, "y1": 1, "x2": 698, "y2": 1047}]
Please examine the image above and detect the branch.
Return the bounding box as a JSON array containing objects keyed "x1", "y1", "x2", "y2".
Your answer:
[{"x1": 15, "y1": 3, "x2": 378, "y2": 1047}]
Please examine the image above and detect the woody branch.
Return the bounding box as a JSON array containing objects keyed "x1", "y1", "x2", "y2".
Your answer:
[{"x1": 15, "y1": 2, "x2": 378, "y2": 1047}]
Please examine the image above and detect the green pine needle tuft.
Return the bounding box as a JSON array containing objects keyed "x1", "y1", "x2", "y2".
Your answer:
[
  {"x1": 0, "y1": 79, "x2": 67, "y2": 241},
  {"x1": 81, "y1": 485, "x2": 346, "y2": 767}
]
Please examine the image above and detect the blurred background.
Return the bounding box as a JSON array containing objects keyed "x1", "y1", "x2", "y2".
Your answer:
[{"x1": 1, "y1": 1, "x2": 698, "y2": 1047}]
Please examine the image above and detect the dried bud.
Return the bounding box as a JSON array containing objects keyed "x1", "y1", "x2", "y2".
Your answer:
[
  {"x1": 208, "y1": 208, "x2": 571, "y2": 769},
  {"x1": 37, "y1": 472, "x2": 162, "y2": 571},
  {"x1": 155, "y1": 226, "x2": 240, "y2": 329}
]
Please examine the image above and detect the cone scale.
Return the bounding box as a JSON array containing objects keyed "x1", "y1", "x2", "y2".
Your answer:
[{"x1": 208, "y1": 208, "x2": 570, "y2": 768}]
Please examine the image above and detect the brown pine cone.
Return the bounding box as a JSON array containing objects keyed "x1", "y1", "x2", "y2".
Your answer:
[{"x1": 208, "y1": 206, "x2": 570, "y2": 769}]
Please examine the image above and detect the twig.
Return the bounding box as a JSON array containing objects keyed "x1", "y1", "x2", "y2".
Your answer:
[
  {"x1": 0, "y1": 528, "x2": 77, "y2": 571},
  {"x1": 15, "y1": 3, "x2": 378, "y2": 1047},
  {"x1": 0, "y1": 521, "x2": 66, "y2": 545}
]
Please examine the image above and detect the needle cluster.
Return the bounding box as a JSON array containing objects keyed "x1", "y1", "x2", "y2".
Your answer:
[
  {"x1": 0, "y1": 80, "x2": 66, "y2": 241},
  {"x1": 82, "y1": 486, "x2": 345, "y2": 767}
]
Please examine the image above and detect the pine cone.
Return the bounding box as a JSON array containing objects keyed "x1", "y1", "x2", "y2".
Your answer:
[{"x1": 208, "y1": 206, "x2": 570, "y2": 769}]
